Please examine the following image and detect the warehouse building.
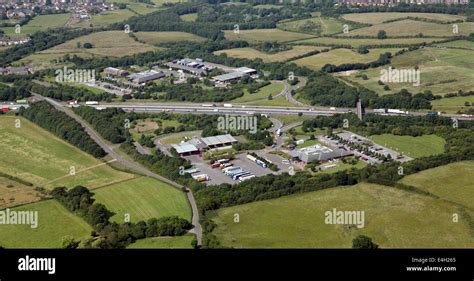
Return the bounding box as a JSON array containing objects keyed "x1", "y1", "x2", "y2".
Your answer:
[
  {"x1": 212, "y1": 67, "x2": 257, "y2": 84},
  {"x1": 127, "y1": 70, "x2": 165, "y2": 85},
  {"x1": 171, "y1": 143, "x2": 200, "y2": 156},
  {"x1": 104, "y1": 67, "x2": 129, "y2": 77},
  {"x1": 200, "y1": 134, "x2": 238, "y2": 149},
  {"x1": 170, "y1": 134, "x2": 238, "y2": 156},
  {"x1": 289, "y1": 144, "x2": 353, "y2": 163}
]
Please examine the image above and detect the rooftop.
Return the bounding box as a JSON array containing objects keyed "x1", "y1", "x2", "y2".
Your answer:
[
  {"x1": 200, "y1": 134, "x2": 237, "y2": 146},
  {"x1": 171, "y1": 143, "x2": 199, "y2": 154}
]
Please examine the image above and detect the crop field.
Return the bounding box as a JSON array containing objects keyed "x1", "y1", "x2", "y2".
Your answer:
[
  {"x1": 344, "y1": 47, "x2": 474, "y2": 96},
  {"x1": 231, "y1": 82, "x2": 284, "y2": 103},
  {"x1": 41, "y1": 31, "x2": 158, "y2": 57},
  {"x1": 0, "y1": 14, "x2": 70, "y2": 36},
  {"x1": 0, "y1": 200, "x2": 92, "y2": 248},
  {"x1": 0, "y1": 177, "x2": 44, "y2": 209},
  {"x1": 127, "y1": 235, "x2": 195, "y2": 248},
  {"x1": 93, "y1": 176, "x2": 192, "y2": 223},
  {"x1": 278, "y1": 16, "x2": 345, "y2": 36},
  {"x1": 341, "y1": 12, "x2": 466, "y2": 25},
  {"x1": 0, "y1": 116, "x2": 135, "y2": 190},
  {"x1": 431, "y1": 96, "x2": 474, "y2": 113},
  {"x1": 400, "y1": 161, "x2": 474, "y2": 209},
  {"x1": 134, "y1": 31, "x2": 206, "y2": 45},
  {"x1": 339, "y1": 20, "x2": 474, "y2": 37},
  {"x1": 292, "y1": 37, "x2": 443, "y2": 48},
  {"x1": 214, "y1": 46, "x2": 326, "y2": 62},
  {"x1": 292, "y1": 48, "x2": 401, "y2": 70},
  {"x1": 210, "y1": 182, "x2": 473, "y2": 248},
  {"x1": 224, "y1": 29, "x2": 315, "y2": 43},
  {"x1": 369, "y1": 134, "x2": 445, "y2": 158}
]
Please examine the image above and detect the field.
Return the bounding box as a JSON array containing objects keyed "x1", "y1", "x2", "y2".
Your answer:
[
  {"x1": 127, "y1": 3, "x2": 162, "y2": 15},
  {"x1": 231, "y1": 82, "x2": 284, "y2": 103},
  {"x1": 180, "y1": 13, "x2": 198, "y2": 22},
  {"x1": 369, "y1": 134, "x2": 445, "y2": 158},
  {"x1": 0, "y1": 177, "x2": 44, "y2": 208},
  {"x1": 278, "y1": 16, "x2": 345, "y2": 36},
  {"x1": 214, "y1": 46, "x2": 326, "y2": 63},
  {"x1": 134, "y1": 31, "x2": 206, "y2": 45},
  {"x1": 339, "y1": 20, "x2": 474, "y2": 37},
  {"x1": 400, "y1": 161, "x2": 474, "y2": 209},
  {"x1": 250, "y1": 95, "x2": 295, "y2": 107},
  {"x1": 210, "y1": 182, "x2": 473, "y2": 248},
  {"x1": 0, "y1": 14, "x2": 70, "y2": 36},
  {"x1": 292, "y1": 37, "x2": 443, "y2": 48},
  {"x1": 70, "y1": 9, "x2": 136, "y2": 28},
  {"x1": 316, "y1": 158, "x2": 367, "y2": 174},
  {"x1": 127, "y1": 234, "x2": 195, "y2": 248},
  {"x1": 292, "y1": 48, "x2": 401, "y2": 70},
  {"x1": 224, "y1": 29, "x2": 315, "y2": 43},
  {"x1": 431, "y1": 96, "x2": 474, "y2": 113},
  {"x1": 158, "y1": 131, "x2": 198, "y2": 145},
  {"x1": 344, "y1": 47, "x2": 474, "y2": 96},
  {"x1": 13, "y1": 52, "x2": 96, "y2": 69},
  {"x1": 435, "y1": 39, "x2": 474, "y2": 50},
  {"x1": 0, "y1": 116, "x2": 135, "y2": 190},
  {"x1": 341, "y1": 12, "x2": 466, "y2": 25},
  {"x1": 41, "y1": 31, "x2": 158, "y2": 57},
  {"x1": 93, "y1": 176, "x2": 191, "y2": 223},
  {"x1": 0, "y1": 200, "x2": 92, "y2": 248}
]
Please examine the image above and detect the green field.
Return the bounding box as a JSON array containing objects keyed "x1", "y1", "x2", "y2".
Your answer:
[
  {"x1": 224, "y1": 29, "x2": 315, "y2": 43},
  {"x1": 0, "y1": 116, "x2": 135, "y2": 190},
  {"x1": 0, "y1": 176, "x2": 43, "y2": 209},
  {"x1": 341, "y1": 12, "x2": 466, "y2": 25},
  {"x1": 344, "y1": 47, "x2": 474, "y2": 96},
  {"x1": 1, "y1": 14, "x2": 70, "y2": 36},
  {"x1": 431, "y1": 96, "x2": 474, "y2": 113},
  {"x1": 180, "y1": 13, "x2": 198, "y2": 22},
  {"x1": 70, "y1": 9, "x2": 136, "y2": 28},
  {"x1": 292, "y1": 48, "x2": 401, "y2": 70},
  {"x1": 41, "y1": 31, "x2": 158, "y2": 57},
  {"x1": 93, "y1": 176, "x2": 191, "y2": 223},
  {"x1": 134, "y1": 31, "x2": 206, "y2": 45},
  {"x1": 0, "y1": 200, "x2": 92, "y2": 248},
  {"x1": 210, "y1": 182, "x2": 473, "y2": 248},
  {"x1": 13, "y1": 52, "x2": 96, "y2": 69},
  {"x1": 369, "y1": 134, "x2": 445, "y2": 158},
  {"x1": 292, "y1": 37, "x2": 443, "y2": 48},
  {"x1": 278, "y1": 16, "x2": 345, "y2": 36},
  {"x1": 400, "y1": 161, "x2": 474, "y2": 209},
  {"x1": 127, "y1": 234, "x2": 195, "y2": 248},
  {"x1": 316, "y1": 158, "x2": 367, "y2": 174},
  {"x1": 250, "y1": 95, "x2": 295, "y2": 107},
  {"x1": 232, "y1": 82, "x2": 284, "y2": 103},
  {"x1": 158, "y1": 131, "x2": 199, "y2": 145},
  {"x1": 339, "y1": 20, "x2": 474, "y2": 37},
  {"x1": 214, "y1": 46, "x2": 326, "y2": 62},
  {"x1": 435, "y1": 40, "x2": 474, "y2": 50}
]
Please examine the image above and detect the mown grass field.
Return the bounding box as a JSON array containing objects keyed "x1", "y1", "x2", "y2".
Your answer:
[
  {"x1": 341, "y1": 12, "x2": 466, "y2": 25},
  {"x1": 41, "y1": 31, "x2": 158, "y2": 57},
  {"x1": 127, "y1": 234, "x2": 195, "y2": 248},
  {"x1": 344, "y1": 47, "x2": 474, "y2": 96},
  {"x1": 231, "y1": 82, "x2": 284, "y2": 103},
  {"x1": 224, "y1": 29, "x2": 315, "y2": 43},
  {"x1": 369, "y1": 134, "x2": 445, "y2": 158},
  {"x1": 93, "y1": 176, "x2": 191, "y2": 223},
  {"x1": 278, "y1": 15, "x2": 345, "y2": 36},
  {"x1": 400, "y1": 161, "x2": 474, "y2": 209},
  {"x1": 250, "y1": 95, "x2": 295, "y2": 107},
  {"x1": 0, "y1": 116, "x2": 135, "y2": 190},
  {"x1": 214, "y1": 46, "x2": 326, "y2": 62},
  {"x1": 431, "y1": 96, "x2": 474, "y2": 113},
  {"x1": 0, "y1": 200, "x2": 92, "y2": 248},
  {"x1": 292, "y1": 48, "x2": 401, "y2": 70},
  {"x1": 339, "y1": 20, "x2": 474, "y2": 37},
  {"x1": 435, "y1": 39, "x2": 474, "y2": 50},
  {"x1": 134, "y1": 31, "x2": 206, "y2": 45},
  {"x1": 292, "y1": 37, "x2": 443, "y2": 48},
  {"x1": 210, "y1": 182, "x2": 474, "y2": 248},
  {"x1": 1, "y1": 14, "x2": 70, "y2": 36}
]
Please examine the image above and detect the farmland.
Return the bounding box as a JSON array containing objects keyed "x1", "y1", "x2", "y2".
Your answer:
[
  {"x1": 344, "y1": 47, "x2": 474, "y2": 96},
  {"x1": 0, "y1": 200, "x2": 92, "y2": 248},
  {"x1": 341, "y1": 12, "x2": 466, "y2": 25},
  {"x1": 127, "y1": 234, "x2": 195, "y2": 248},
  {"x1": 400, "y1": 161, "x2": 474, "y2": 209},
  {"x1": 134, "y1": 31, "x2": 206, "y2": 45},
  {"x1": 214, "y1": 46, "x2": 326, "y2": 63},
  {"x1": 210, "y1": 183, "x2": 473, "y2": 248},
  {"x1": 224, "y1": 29, "x2": 315, "y2": 43},
  {"x1": 431, "y1": 96, "x2": 474, "y2": 113},
  {"x1": 0, "y1": 116, "x2": 135, "y2": 190},
  {"x1": 369, "y1": 134, "x2": 445, "y2": 158},
  {"x1": 292, "y1": 48, "x2": 401, "y2": 70},
  {"x1": 93, "y1": 176, "x2": 192, "y2": 223},
  {"x1": 69, "y1": 9, "x2": 136, "y2": 28},
  {"x1": 0, "y1": 177, "x2": 44, "y2": 209},
  {"x1": 435, "y1": 40, "x2": 474, "y2": 50},
  {"x1": 292, "y1": 37, "x2": 444, "y2": 48},
  {"x1": 0, "y1": 14, "x2": 70, "y2": 36},
  {"x1": 278, "y1": 15, "x2": 345, "y2": 36},
  {"x1": 231, "y1": 82, "x2": 284, "y2": 103}
]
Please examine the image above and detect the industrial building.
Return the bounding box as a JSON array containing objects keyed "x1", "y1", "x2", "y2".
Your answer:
[
  {"x1": 289, "y1": 144, "x2": 353, "y2": 163},
  {"x1": 200, "y1": 134, "x2": 238, "y2": 149},
  {"x1": 127, "y1": 70, "x2": 165, "y2": 85},
  {"x1": 212, "y1": 67, "x2": 258, "y2": 84},
  {"x1": 171, "y1": 134, "x2": 238, "y2": 156},
  {"x1": 104, "y1": 67, "x2": 129, "y2": 77}
]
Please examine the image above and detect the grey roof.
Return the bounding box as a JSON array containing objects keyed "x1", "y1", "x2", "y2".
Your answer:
[
  {"x1": 171, "y1": 143, "x2": 199, "y2": 154},
  {"x1": 200, "y1": 134, "x2": 237, "y2": 146},
  {"x1": 212, "y1": 71, "x2": 246, "y2": 82}
]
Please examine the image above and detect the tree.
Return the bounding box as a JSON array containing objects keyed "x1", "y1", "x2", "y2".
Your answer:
[
  {"x1": 76, "y1": 42, "x2": 81, "y2": 48},
  {"x1": 377, "y1": 30, "x2": 387, "y2": 39},
  {"x1": 352, "y1": 235, "x2": 379, "y2": 249},
  {"x1": 268, "y1": 94, "x2": 273, "y2": 100},
  {"x1": 83, "y1": 42, "x2": 93, "y2": 49},
  {"x1": 61, "y1": 236, "x2": 80, "y2": 249}
]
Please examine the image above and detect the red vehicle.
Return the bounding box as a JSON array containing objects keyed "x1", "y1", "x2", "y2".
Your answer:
[
  {"x1": 210, "y1": 162, "x2": 221, "y2": 168},
  {"x1": 0, "y1": 107, "x2": 9, "y2": 111}
]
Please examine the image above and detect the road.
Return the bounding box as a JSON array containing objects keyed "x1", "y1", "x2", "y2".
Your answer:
[{"x1": 33, "y1": 94, "x2": 203, "y2": 246}]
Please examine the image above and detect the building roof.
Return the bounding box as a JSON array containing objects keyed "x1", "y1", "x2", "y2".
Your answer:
[
  {"x1": 171, "y1": 143, "x2": 199, "y2": 154},
  {"x1": 212, "y1": 71, "x2": 246, "y2": 82},
  {"x1": 200, "y1": 134, "x2": 237, "y2": 146},
  {"x1": 235, "y1": 67, "x2": 256, "y2": 74}
]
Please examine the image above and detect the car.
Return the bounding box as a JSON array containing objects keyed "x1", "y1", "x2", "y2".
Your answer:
[{"x1": 282, "y1": 160, "x2": 290, "y2": 165}]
